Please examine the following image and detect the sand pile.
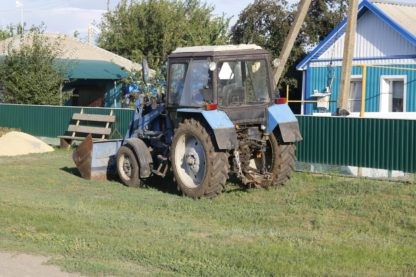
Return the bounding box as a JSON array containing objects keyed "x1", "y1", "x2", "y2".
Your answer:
[{"x1": 0, "y1": 131, "x2": 54, "y2": 156}]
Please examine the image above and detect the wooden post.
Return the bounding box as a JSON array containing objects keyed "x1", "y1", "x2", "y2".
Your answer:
[
  {"x1": 272, "y1": 0, "x2": 312, "y2": 89},
  {"x1": 337, "y1": 0, "x2": 359, "y2": 116},
  {"x1": 102, "y1": 110, "x2": 114, "y2": 140}
]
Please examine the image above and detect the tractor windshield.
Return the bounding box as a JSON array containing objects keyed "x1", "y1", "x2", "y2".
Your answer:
[
  {"x1": 168, "y1": 60, "x2": 212, "y2": 107},
  {"x1": 217, "y1": 59, "x2": 269, "y2": 106}
]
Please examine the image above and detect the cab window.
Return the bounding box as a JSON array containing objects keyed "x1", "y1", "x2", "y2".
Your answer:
[
  {"x1": 168, "y1": 60, "x2": 212, "y2": 107},
  {"x1": 217, "y1": 59, "x2": 269, "y2": 106}
]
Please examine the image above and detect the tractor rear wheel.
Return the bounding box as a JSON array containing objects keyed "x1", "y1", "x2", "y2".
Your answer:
[
  {"x1": 244, "y1": 133, "x2": 295, "y2": 188},
  {"x1": 171, "y1": 118, "x2": 229, "y2": 198},
  {"x1": 269, "y1": 136, "x2": 296, "y2": 187},
  {"x1": 116, "y1": 146, "x2": 141, "y2": 187}
]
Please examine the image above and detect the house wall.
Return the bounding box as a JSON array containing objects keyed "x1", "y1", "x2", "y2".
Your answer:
[
  {"x1": 64, "y1": 80, "x2": 123, "y2": 108},
  {"x1": 317, "y1": 11, "x2": 416, "y2": 61},
  {"x1": 304, "y1": 64, "x2": 416, "y2": 115},
  {"x1": 300, "y1": 4, "x2": 416, "y2": 115}
]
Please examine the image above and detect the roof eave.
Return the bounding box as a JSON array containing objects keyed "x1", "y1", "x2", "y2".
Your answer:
[
  {"x1": 296, "y1": 0, "x2": 416, "y2": 71},
  {"x1": 367, "y1": 1, "x2": 416, "y2": 46},
  {"x1": 296, "y1": 0, "x2": 368, "y2": 71}
]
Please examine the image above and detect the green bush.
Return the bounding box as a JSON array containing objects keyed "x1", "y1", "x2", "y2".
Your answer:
[{"x1": 0, "y1": 31, "x2": 65, "y2": 105}]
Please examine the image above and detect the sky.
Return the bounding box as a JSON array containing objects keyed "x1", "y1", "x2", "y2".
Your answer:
[
  {"x1": 0, "y1": 0, "x2": 256, "y2": 42},
  {"x1": 3, "y1": 0, "x2": 414, "y2": 42}
]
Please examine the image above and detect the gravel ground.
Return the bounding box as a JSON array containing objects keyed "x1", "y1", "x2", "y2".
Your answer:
[{"x1": 0, "y1": 252, "x2": 81, "y2": 277}]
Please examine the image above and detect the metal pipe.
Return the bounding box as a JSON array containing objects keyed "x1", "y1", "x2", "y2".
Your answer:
[
  {"x1": 286, "y1": 84, "x2": 289, "y2": 101},
  {"x1": 367, "y1": 65, "x2": 416, "y2": 71},
  {"x1": 287, "y1": 100, "x2": 336, "y2": 103}
]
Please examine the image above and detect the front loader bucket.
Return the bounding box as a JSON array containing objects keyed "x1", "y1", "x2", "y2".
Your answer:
[{"x1": 72, "y1": 134, "x2": 122, "y2": 180}]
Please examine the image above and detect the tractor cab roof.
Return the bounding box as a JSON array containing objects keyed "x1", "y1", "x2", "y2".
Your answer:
[{"x1": 169, "y1": 44, "x2": 269, "y2": 59}]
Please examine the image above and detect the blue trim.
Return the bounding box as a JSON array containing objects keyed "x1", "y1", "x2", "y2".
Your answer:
[
  {"x1": 310, "y1": 55, "x2": 416, "y2": 63},
  {"x1": 296, "y1": 6, "x2": 353, "y2": 70},
  {"x1": 267, "y1": 104, "x2": 298, "y2": 133},
  {"x1": 177, "y1": 108, "x2": 234, "y2": 129},
  {"x1": 304, "y1": 65, "x2": 312, "y2": 115},
  {"x1": 177, "y1": 108, "x2": 237, "y2": 149},
  {"x1": 296, "y1": 0, "x2": 416, "y2": 70}
]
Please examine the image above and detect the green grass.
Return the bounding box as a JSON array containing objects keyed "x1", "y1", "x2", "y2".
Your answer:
[{"x1": 0, "y1": 149, "x2": 415, "y2": 276}]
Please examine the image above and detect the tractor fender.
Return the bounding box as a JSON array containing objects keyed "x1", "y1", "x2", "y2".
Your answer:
[
  {"x1": 267, "y1": 104, "x2": 302, "y2": 143},
  {"x1": 177, "y1": 108, "x2": 237, "y2": 150},
  {"x1": 123, "y1": 138, "x2": 153, "y2": 178}
]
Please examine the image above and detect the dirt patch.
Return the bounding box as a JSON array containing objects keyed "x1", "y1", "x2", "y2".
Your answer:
[
  {"x1": 0, "y1": 131, "x2": 54, "y2": 156},
  {"x1": 0, "y1": 252, "x2": 81, "y2": 277}
]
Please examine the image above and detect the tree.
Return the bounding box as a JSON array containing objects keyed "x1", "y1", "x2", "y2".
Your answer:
[
  {"x1": 231, "y1": 0, "x2": 299, "y2": 89},
  {"x1": 0, "y1": 26, "x2": 14, "y2": 41},
  {"x1": 0, "y1": 22, "x2": 50, "y2": 41},
  {"x1": 231, "y1": 0, "x2": 346, "y2": 112},
  {"x1": 300, "y1": 0, "x2": 348, "y2": 47},
  {"x1": 0, "y1": 30, "x2": 66, "y2": 105},
  {"x1": 231, "y1": 0, "x2": 290, "y2": 56},
  {"x1": 98, "y1": 0, "x2": 230, "y2": 69}
]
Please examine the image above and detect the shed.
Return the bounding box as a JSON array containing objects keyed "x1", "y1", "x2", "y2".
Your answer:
[
  {"x1": 296, "y1": 0, "x2": 416, "y2": 117},
  {"x1": 0, "y1": 33, "x2": 142, "y2": 107},
  {"x1": 60, "y1": 59, "x2": 129, "y2": 107}
]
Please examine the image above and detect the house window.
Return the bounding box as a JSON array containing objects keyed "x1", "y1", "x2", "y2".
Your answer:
[
  {"x1": 349, "y1": 78, "x2": 362, "y2": 112},
  {"x1": 380, "y1": 76, "x2": 406, "y2": 112},
  {"x1": 391, "y1": 81, "x2": 404, "y2": 112}
]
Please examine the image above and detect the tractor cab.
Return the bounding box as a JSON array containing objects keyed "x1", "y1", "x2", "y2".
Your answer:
[{"x1": 166, "y1": 45, "x2": 274, "y2": 123}]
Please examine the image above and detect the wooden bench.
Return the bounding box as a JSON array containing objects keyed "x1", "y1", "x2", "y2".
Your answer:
[{"x1": 58, "y1": 109, "x2": 116, "y2": 148}]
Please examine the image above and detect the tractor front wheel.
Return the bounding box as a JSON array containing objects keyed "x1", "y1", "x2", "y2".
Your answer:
[
  {"x1": 171, "y1": 119, "x2": 229, "y2": 198},
  {"x1": 116, "y1": 146, "x2": 141, "y2": 187}
]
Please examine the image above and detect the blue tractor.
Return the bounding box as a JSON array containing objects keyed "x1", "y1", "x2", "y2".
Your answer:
[{"x1": 73, "y1": 44, "x2": 302, "y2": 198}]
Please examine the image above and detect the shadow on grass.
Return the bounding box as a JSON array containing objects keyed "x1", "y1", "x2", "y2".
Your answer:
[
  {"x1": 142, "y1": 174, "x2": 181, "y2": 196},
  {"x1": 60, "y1": 166, "x2": 81, "y2": 177},
  {"x1": 59, "y1": 166, "x2": 251, "y2": 197},
  {"x1": 60, "y1": 166, "x2": 181, "y2": 196},
  {"x1": 223, "y1": 176, "x2": 252, "y2": 195}
]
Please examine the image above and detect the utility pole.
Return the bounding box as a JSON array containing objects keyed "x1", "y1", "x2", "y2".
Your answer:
[
  {"x1": 337, "y1": 0, "x2": 359, "y2": 116},
  {"x1": 88, "y1": 25, "x2": 94, "y2": 44},
  {"x1": 272, "y1": 0, "x2": 312, "y2": 89},
  {"x1": 16, "y1": 0, "x2": 24, "y2": 32}
]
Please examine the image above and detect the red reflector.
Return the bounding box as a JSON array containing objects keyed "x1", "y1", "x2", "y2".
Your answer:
[
  {"x1": 206, "y1": 103, "x2": 218, "y2": 110},
  {"x1": 275, "y1": 97, "x2": 287, "y2": 104}
]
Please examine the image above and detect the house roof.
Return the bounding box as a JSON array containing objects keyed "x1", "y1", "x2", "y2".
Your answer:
[
  {"x1": 60, "y1": 59, "x2": 129, "y2": 80},
  {"x1": 0, "y1": 33, "x2": 142, "y2": 72},
  {"x1": 375, "y1": 0, "x2": 416, "y2": 37},
  {"x1": 296, "y1": 0, "x2": 416, "y2": 70}
]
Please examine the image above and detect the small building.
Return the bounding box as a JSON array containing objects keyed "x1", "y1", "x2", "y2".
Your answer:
[
  {"x1": 0, "y1": 33, "x2": 142, "y2": 107},
  {"x1": 296, "y1": 0, "x2": 416, "y2": 117}
]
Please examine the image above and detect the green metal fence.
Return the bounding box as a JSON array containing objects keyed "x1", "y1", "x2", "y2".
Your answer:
[
  {"x1": 0, "y1": 104, "x2": 134, "y2": 138},
  {"x1": 296, "y1": 116, "x2": 415, "y2": 173},
  {"x1": 1, "y1": 104, "x2": 415, "y2": 173}
]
